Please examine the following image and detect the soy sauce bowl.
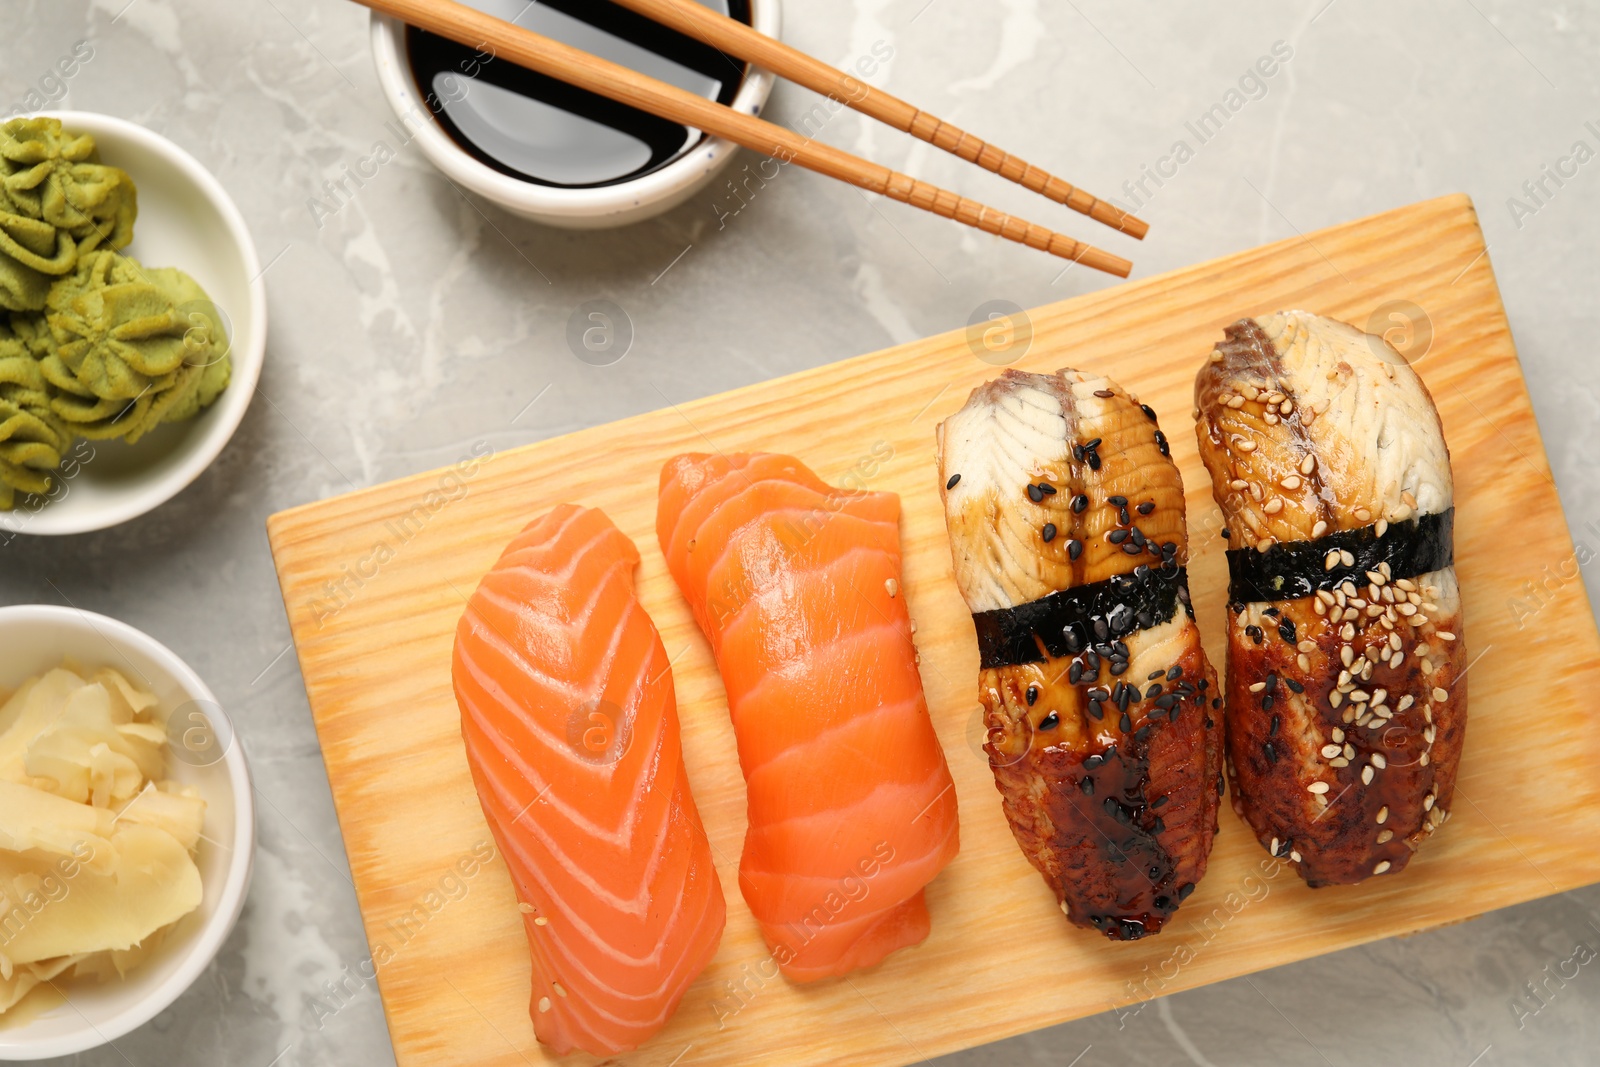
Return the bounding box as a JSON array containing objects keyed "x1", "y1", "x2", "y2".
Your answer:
[{"x1": 369, "y1": 0, "x2": 780, "y2": 229}]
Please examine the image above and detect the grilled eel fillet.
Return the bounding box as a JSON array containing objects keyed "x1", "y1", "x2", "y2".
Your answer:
[
  {"x1": 1193, "y1": 311, "x2": 1466, "y2": 887},
  {"x1": 937, "y1": 368, "x2": 1223, "y2": 940}
]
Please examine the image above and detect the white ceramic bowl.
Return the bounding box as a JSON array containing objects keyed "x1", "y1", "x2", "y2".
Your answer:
[
  {"x1": 370, "y1": 0, "x2": 780, "y2": 228},
  {"x1": 0, "y1": 605, "x2": 254, "y2": 1060},
  {"x1": 0, "y1": 111, "x2": 266, "y2": 537}
]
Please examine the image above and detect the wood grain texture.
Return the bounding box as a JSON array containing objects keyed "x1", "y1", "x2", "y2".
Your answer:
[{"x1": 266, "y1": 194, "x2": 1600, "y2": 1067}]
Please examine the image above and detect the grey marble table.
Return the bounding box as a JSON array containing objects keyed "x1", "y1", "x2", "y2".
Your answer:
[{"x1": 5, "y1": 0, "x2": 1600, "y2": 1064}]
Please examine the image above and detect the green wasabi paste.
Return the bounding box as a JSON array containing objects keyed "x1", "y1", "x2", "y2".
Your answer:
[{"x1": 0, "y1": 117, "x2": 231, "y2": 509}]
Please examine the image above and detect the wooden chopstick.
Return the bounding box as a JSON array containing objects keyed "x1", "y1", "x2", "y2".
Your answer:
[
  {"x1": 358, "y1": 0, "x2": 1133, "y2": 277},
  {"x1": 608, "y1": 0, "x2": 1147, "y2": 240}
]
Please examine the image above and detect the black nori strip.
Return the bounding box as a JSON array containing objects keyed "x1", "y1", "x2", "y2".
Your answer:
[
  {"x1": 1226, "y1": 509, "x2": 1454, "y2": 603},
  {"x1": 971, "y1": 567, "x2": 1190, "y2": 669}
]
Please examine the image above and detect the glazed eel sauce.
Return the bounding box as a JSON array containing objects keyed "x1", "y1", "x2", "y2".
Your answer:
[{"x1": 975, "y1": 561, "x2": 1214, "y2": 940}]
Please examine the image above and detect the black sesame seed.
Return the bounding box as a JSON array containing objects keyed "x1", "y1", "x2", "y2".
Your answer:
[
  {"x1": 1063, "y1": 626, "x2": 1083, "y2": 653},
  {"x1": 1286, "y1": 678, "x2": 1305, "y2": 694},
  {"x1": 1262, "y1": 693, "x2": 1275, "y2": 710},
  {"x1": 1178, "y1": 882, "x2": 1196, "y2": 901},
  {"x1": 1084, "y1": 438, "x2": 1102, "y2": 450},
  {"x1": 1162, "y1": 541, "x2": 1178, "y2": 557},
  {"x1": 1088, "y1": 703, "x2": 1104, "y2": 720},
  {"x1": 1136, "y1": 610, "x2": 1154, "y2": 628},
  {"x1": 1129, "y1": 527, "x2": 1146, "y2": 547},
  {"x1": 1027, "y1": 483, "x2": 1044, "y2": 502},
  {"x1": 1080, "y1": 775, "x2": 1094, "y2": 795},
  {"x1": 1069, "y1": 662, "x2": 1084, "y2": 685},
  {"x1": 1121, "y1": 542, "x2": 1141, "y2": 555},
  {"x1": 1135, "y1": 724, "x2": 1152, "y2": 744},
  {"x1": 1167, "y1": 665, "x2": 1183, "y2": 681},
  {"x1": 1084, "y1": 754, "x2": 1105, "y2": 769},
  {"x1": 1138, "y1": 501, "x2": 1155, "y2": 515},
  {"x1": 946, "y1": 473, "x2": 961, "y2": 490},
  {"x1": 1093, "y1": 618, "x2": 1109, "y2": 640},
  {"x1": 1025, "y1": 685, "x2": 1039, "y2": 706},
  {"x1": 1197, "y1": 678, "x2": 1208, "y2": 691},
  {"x1": 1041, "y1": 711, "x2": 1059, "y2": 730},
  {"x1": 1087, "y1": 451, "x2": 1102, "y2": 471},
  {"x1": 1119, "y1": 506, "x2": 1132, "y2": 526},
  {"x1": 1212, "y1": 697, "x2": 1222, "y2": 709},
  {"x1": 1269, "y1": 714, "x2": 1280, "y2": 736},
  {"x1": 1149, "y1": 708, "x2": 1167, "y2": 723},
  {"x1": 1262, "y1": 607, "x2": 1280, "y2": 617},
  {"x1": 1279, "y1": 621, "x2": 1297, "y2": 644},
  {"x1": 1094, "y1": 388, "x2": 1115, "y2": 398},
  {"x1": 1263, "y1": 741, "x2": 1278, "y2": 764},
  {"x1": 1065, "y1": 539, "x2": 1081, "y2": 561},
  {"x1": 1072, "y1": 494, "x2": 1089, "y2": 513},
  {"x1": 1110, "y1": 659, "x2": 1129, "y2": 675},
  {"x1": 1042, "y1": 523, "x2": 1057, "y2": 543},
  {"x1": 1038, "y1": 483, "x2": 1057, "y2": 496},
  {"x1": 1216, "y1": 774, "x2": 1225, "y2": 795},
  {"x1": 1152, "y1": 794, "x2": 1170, "y2": 808},
  {"x1": 1147, "y1": 668, "x2": 1164, "y2": 681},
  {"x1": 1152, "y1": 817, "x2": 1165, "y2": 834},
  {"x1": 1146, "y1": 683, "x2": 1163, "y2": 699},
  {"x1": 1088, "y1": 687, "x2": 1109, "y2": 703},
  {"x1": 1141, "y1": 403, "x2": 1158, "y2": 422},
  {"x1": 1109, "y1": 529, "x2": 1128, "y2": 544},
  {"x1": 1119, "y1": 712, "x2": 1133, "y2": 733},
  {"x1": 1073, "y1": 444, "x2": 1085, "y2": 462},
  {"x1": 1154, "y1": 430, "x2": 1170, "y2": 457},
  {"x1": 1265, "y1": 672, "x2": 1278, "y2": 692},
  {"x1": 1155, "y1": 694, "x2": 1178, "y2": 710},
  {"x1": 1221, "y1": 528, "x2": 1231, "y2": 540},
  {"x1": 1245, "y1": 625, "x2": 1264, "y2": 645},
  {"x1": 1108, "y1": 495, "x2": 1128, "y2": 506}
]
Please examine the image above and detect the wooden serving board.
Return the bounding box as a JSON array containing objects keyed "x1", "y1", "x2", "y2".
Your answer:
[{"x1": 267, "y1": 194, "x2": 1600, "y2": 1067}]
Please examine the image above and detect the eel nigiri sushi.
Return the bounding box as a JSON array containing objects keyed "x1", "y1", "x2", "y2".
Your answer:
[
  {"x1": 657, "y1": 452, "x2": 959, "y2": 981},
  {"x1": 451, "y1": 504, "x2": 725, "y2": 1055},
  {"x1": 937, "y1": 369, "x2": 1223, "y2": 941},
  {"x1": 1193, "y1": 311, "x2": 1466, "y2": 886}
]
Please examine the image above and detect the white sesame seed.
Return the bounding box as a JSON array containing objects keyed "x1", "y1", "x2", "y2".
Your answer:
[
  {"x1": 1344, "y1": 744, "x2": 1356, "y2": 760},
  {"x1": 1210, "y1": 350, "x2": 1223, "y2": 363},
  {"x1": 1301, "y1": 455, "x2": 1316, "y2": 475},
  {"x1": 1298, "y1": 654, "x2": 1311, "y2": 671},
  {"x1": 1339, "y1": 549, "x2": 1356, "y2": 567},
  {"x1": 1237, "y1": 439, "x2": 1258, "y2": 453},
  {"x1": 886, "y1": 578, "x2": 899, "y2": 598},
  {"x1": 1321, "y1": 744, "x2": 1342, "y2": 758},
  {"x1": 1250, "y1": 681, "x2": 1267, "y2": 693},
  {"x1": 1331, "y1": 756, "x2": 1350, "y2": 767},
  {"x1": 1290, "y1": 850, "x2": 1302, "y2": 862},
  {"x1": 1230, "y1": 479, "x2": 1249, "y2": 490},
  {"x1": 1341, "y1": 622, "x2": 1356, "y2": 641},
  {"x1": 1361, "y1": 765, "x2": 1374, "y2": 785},
  {"x1": 1263, "y1": 499, "x2": 1283, "y2": 514},
  {"x1": 1377, "y1": 829, "x2": 1393, "y2": 843},
  {"x1": 1393, "y1": 504, "x2": 1412, "y2": 522},
  {"x1": 1396, "y1": 695, "x2": 1414, "y2": 712},
  {"x1": 1376, "y1": 806, "x2": 1389, "y2": 823},
  {"x1": 1420, "y1": 752, "x2": 1431, "y2": 767},
  {"x1": 1372, "y1": 753, "x2": 1387, "y2": 769},
  {"x1": 1436, "y1": 631, "x2": 1457, "y2": 642},
  {"x1": 539, "y1": 997, "x2": 552, "y2": 1013},
  {"x1": 1354, "y1": 508, "x2": 1372, "y2": 522},
  {"x1": 1270, "y1": 837, "x2": 1279, "y2": 854},
  {"x1": 1402, "y1": 490, "x2": 1416, "y2": 508},
  {"x1": 1308, "y1": 781, "x2": 1330, "y2": 794},
  {"x1": 1325, "y1": 550, "x2": 1341, "y2": 571},
  {"x1": 1424, "y1": 794, "x2": 1435, "y2": 811},
  {"x1": 1331, "y1": 728, "x2": 1345, "y2": 742},
  {"x1": 518, "y1": 903, "x2": 535, "y2": 914},
  {"x1": 1311, "y1": 520, "x2": 1329, "y2": 538},
  {"x1": 1374, "y1": 860, "x2": 1392, "y2": 875},
  {"x1": 553, "y1": 983, "x2": 568, "y2": 998},
  {"x1": 1330, "y1": 691, "x2": 1344, "y2": 709},
  {"x1": 1298, "y1": 639, "x2": 1317, "y2": 653},
  {"x1": 1375, "y1": 519, "x2": 1388, "y2": 537},
  {"x1": 1282, "y1": 476, "x2": 1303, "y2": 490},
  {"x1": 535, "y1": 916, "x2": 549, "y2": 926}
]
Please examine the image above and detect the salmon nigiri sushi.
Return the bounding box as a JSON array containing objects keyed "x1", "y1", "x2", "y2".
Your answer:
[
  {"x1": 657, "y1": 452, "x2": 959, "y2": 982},
  {"x1": 452, "y1": 504, "x2": 725, "y2": 1055}
]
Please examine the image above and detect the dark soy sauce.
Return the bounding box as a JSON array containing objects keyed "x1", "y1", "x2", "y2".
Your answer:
[{"x1": 406, "y1": 0, "x2": 752, "y2": 188}]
